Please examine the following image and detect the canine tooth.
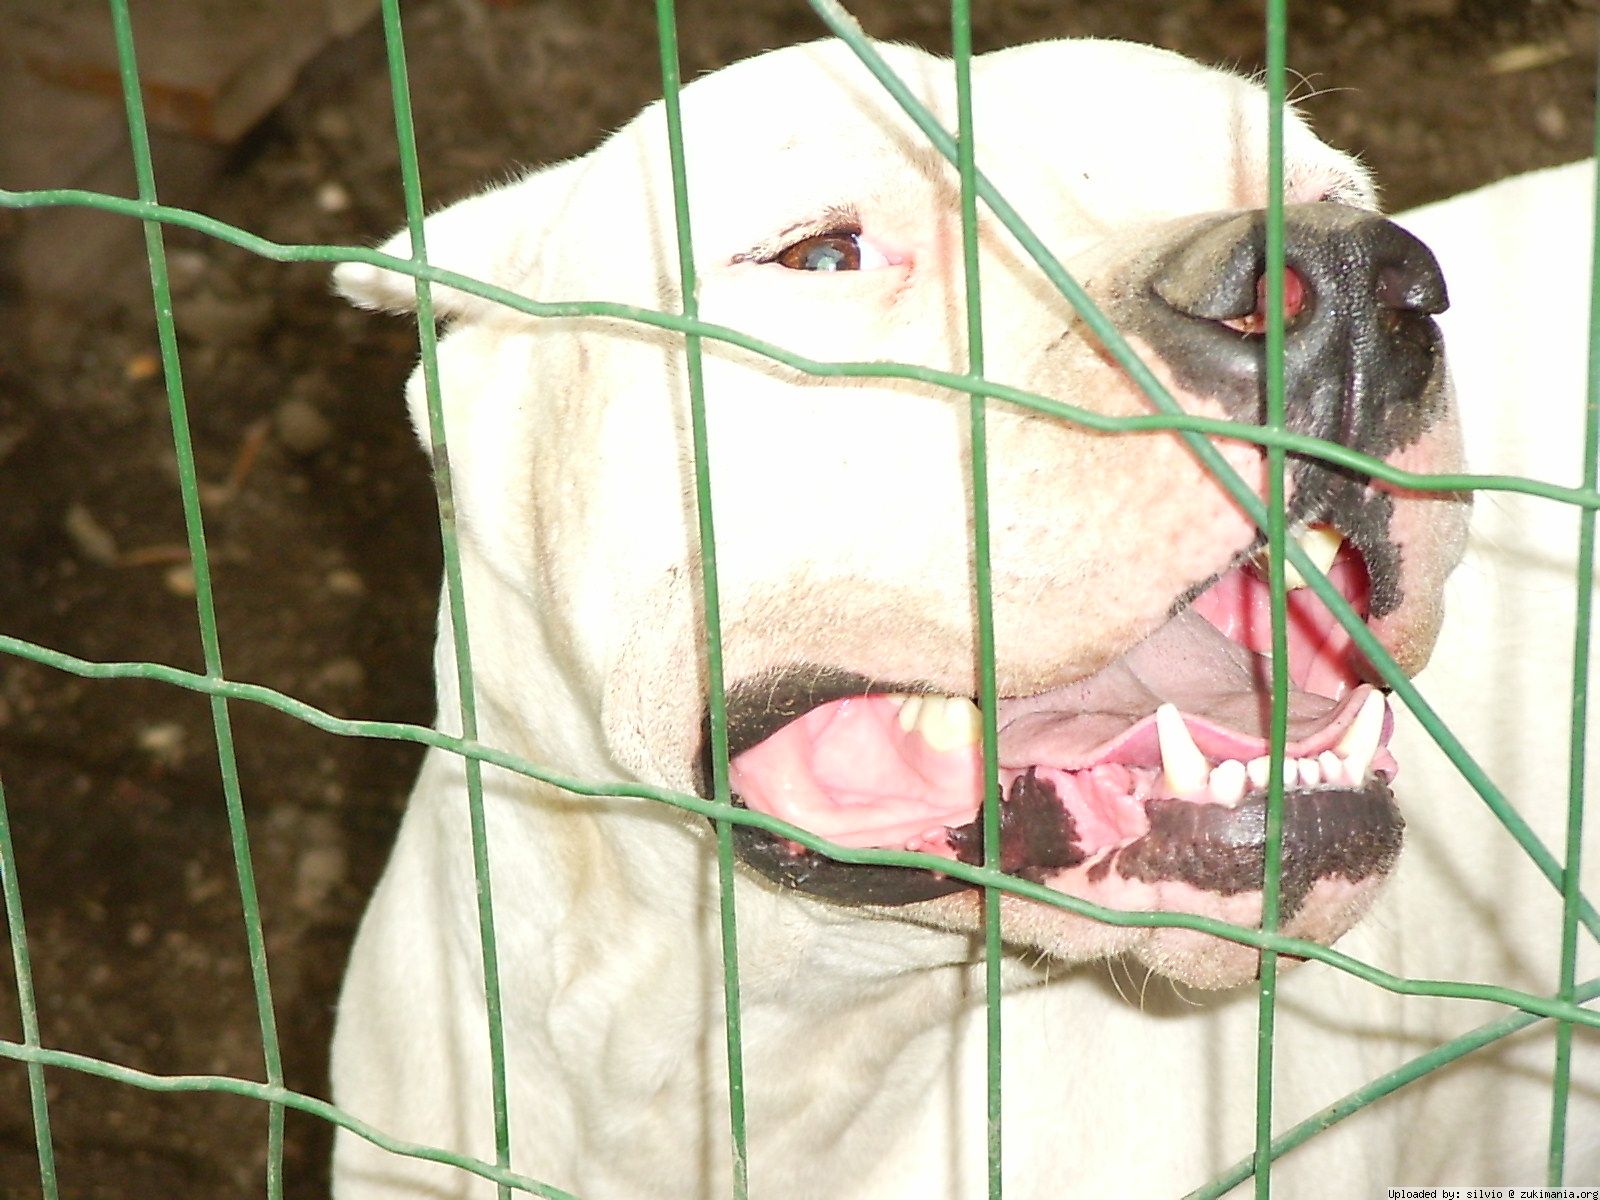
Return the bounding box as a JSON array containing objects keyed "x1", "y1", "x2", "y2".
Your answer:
[
  {"x1": 1283, "y1": 525, "x2": 1344, "y2": 590},
  {"x1": 1156, "y1": 703, "x2": 1209, "y2": 796},
  {"x1": 1208, "y1": 759, "x2": 1247, "y2": 806},
  {"x1": 1245, "y1": 756, "x2": 1272, "y2": 790},
  {"x1": 915, "y1": 695, "x2": 983, "y2": 753},
  {"x1": 1335, "y1": 689, "x2": 1386, "y2": 784},
  {"x1": 1317, "y1": 750, "x2": 1344, "y2": 786},
  {"x1": 896, "y1": 695, "x2": 924, "y2": 733}
]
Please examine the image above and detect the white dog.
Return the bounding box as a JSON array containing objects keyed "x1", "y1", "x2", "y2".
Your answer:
[{"x1": 331, "y1": 37, "x2": 1597, "y2": 1198}]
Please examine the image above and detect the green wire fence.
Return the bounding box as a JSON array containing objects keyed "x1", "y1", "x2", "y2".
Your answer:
[{"x1": 2, "y1": 1, "x2": 1598, "y2": 1197}]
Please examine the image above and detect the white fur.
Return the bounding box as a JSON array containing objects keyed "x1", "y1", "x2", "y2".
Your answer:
[{"x1": 330, "y1": 36, "x2": 1598, "y2": 1198}]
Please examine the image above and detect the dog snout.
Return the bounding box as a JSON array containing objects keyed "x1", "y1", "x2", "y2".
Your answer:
[{"x1": 1139, "y1": 203, "x2": 1449, "y2": 454}]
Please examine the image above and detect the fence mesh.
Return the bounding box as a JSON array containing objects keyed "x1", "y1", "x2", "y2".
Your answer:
[{"x1": 1, "y1": 0, "x2": 1598, "y2": 1197}]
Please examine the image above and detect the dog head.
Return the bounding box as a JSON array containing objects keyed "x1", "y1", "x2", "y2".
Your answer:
[{"x1": 337, "y1": 38, "x2": 1467, "y2": 988}]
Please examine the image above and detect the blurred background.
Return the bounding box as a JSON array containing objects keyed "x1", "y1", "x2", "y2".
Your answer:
[{"x1": 0, "y1": 0, "x2": 1595, "y2": 1194}]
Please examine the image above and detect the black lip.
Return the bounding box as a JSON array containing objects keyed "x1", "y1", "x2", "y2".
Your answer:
[
  {"x1": 1107, "y1": 779, "x2": 1403, "y2": 921},
  {"x1": 730, "y1": 819, "x2": 968, "y2": 905},
  {"x1": 1289, "y1": 468, "x2": 1403, "y2": 619}
]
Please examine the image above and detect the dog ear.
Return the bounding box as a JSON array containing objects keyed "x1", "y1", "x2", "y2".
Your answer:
[{"x1": 333, "y1": 171, "x2": 555, "y2": 319}]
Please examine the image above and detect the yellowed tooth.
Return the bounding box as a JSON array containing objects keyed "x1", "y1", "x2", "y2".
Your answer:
[
  {"x1": 1156, "y1": 703, "x2": 1209, "y2": 796},
  {"x1": 915, "y1": 695, "x2": 983, "y2": 753},
  {"x1": 1335, "y1": 689, "x2": 1387, "y2": 785},
  {"x1": 1283, "y1": 524, "x2": 1344, "y2": 590},
  {"x1": 896, "y1": 695, "x2": 924, "y2": 733}
]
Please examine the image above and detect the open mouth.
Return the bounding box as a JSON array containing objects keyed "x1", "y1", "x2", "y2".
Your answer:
[{"x1": 719, "y1": 525, "x2": 1404, "y2": 920}]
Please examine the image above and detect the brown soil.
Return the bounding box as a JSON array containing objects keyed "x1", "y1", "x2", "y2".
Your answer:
[{"x1": 1, "y1": 1, "x2": 1595, "y2": 1195}]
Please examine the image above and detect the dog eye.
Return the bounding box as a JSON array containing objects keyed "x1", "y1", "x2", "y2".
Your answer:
[
  {"x1": 777, "y1": 232, "x2": 862, "y2": 271},
  {"x1": 773, "y1": 230, "x2": 890, "y2": 272}
]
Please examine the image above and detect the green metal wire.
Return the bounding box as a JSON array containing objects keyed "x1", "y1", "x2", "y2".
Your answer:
[
  {"x1": 948, "y1": 2, "x2": 1006, "y2": 1195},
  {"x1": 4, "y1": 186, "x2": 1597, "y2": 502},
  {"x1": 106, "y1": 4, "x2": 287, "y2": 1195},
  {"x1": 0, "y1": 4, "x2": 1597, "y2": 1195},
  {"x1": 0, "y1": 1038, "x2": 581, "y2": 1200},
  {"x1": 9, "y1": 632, "x2": 1597, "y2": 1035},
  {"x1": 1253, "y1": 3, "x2": 1291, "y2": 1195},
  {"x1": 2, "y1": 952, "x2": 1592, "y2": 1200},
  {"x1": 375, "y1": 2, "x2": 514, "y2": 1193},
  {"x1": 0, "y1": 773, "x2": 59, "y2": 1198},
  {"x1": 650, "y1": 2, "x2": 751, "y2": 1193},
  {"x1": 1548, "y1": 37, "x2": 1600, "y2": 1182}
]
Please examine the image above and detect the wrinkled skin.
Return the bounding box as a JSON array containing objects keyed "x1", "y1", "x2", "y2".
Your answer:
[{"x1": 321, "y1": 39, "x2": 1547, "y2": 1200}]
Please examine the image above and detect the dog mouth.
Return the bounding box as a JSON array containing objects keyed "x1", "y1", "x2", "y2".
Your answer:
[{"x1": 716, "y1": 525, "x2": 1404, "y2": 923}]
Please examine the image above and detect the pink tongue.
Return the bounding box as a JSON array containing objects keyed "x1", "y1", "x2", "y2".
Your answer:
[
  {"x1": 994, "y1": 607, "x2": 1343, "y2": 768},
  {"x1": 726, "y1": 697, "x2": 984, "y2": 851}
]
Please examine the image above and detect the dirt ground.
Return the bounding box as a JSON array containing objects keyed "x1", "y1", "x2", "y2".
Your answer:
[{"x1": 0, "y1": 0, "x2": 1595, "y2": 1195}]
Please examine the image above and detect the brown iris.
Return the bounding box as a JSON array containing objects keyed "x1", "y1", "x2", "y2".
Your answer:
[{"x1": 775, "y1": 231, "x2": 862, "y2": 271}]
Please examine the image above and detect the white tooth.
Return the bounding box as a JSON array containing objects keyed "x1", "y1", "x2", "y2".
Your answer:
[
  {"x1": 1156, "y1": 703, "x2": 1209, "y2": 796},
  {"x1": 896, "y1": 695, "x2": 924, "y2": 733},
  {"x1": 1246, "y1": 756, "x2": 1273, "y2": 790},
  {"x1": 1284, "y1": 524, "x2": 1344, "y2": 590},
  {"x1": 1297, "y1": 757, "x2": 1322, "y2": 787},
  {"x1": 1318, "y1": 750, "x2": 1344, "y2": 787},
  {"x1": 1209, "y1": 759, "x2": 1247, "y2": 806},
  {"x1": 915, "y1": 695, "x2": 983, "y2": 753},
  {"x1": 1335, "y1": 689, "x2": 1387, "y2": 784}
]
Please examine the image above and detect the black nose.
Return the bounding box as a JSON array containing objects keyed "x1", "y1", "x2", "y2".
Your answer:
[{"x1": 1140, "y1": 203, "x2": 1449, "y2": 457}]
